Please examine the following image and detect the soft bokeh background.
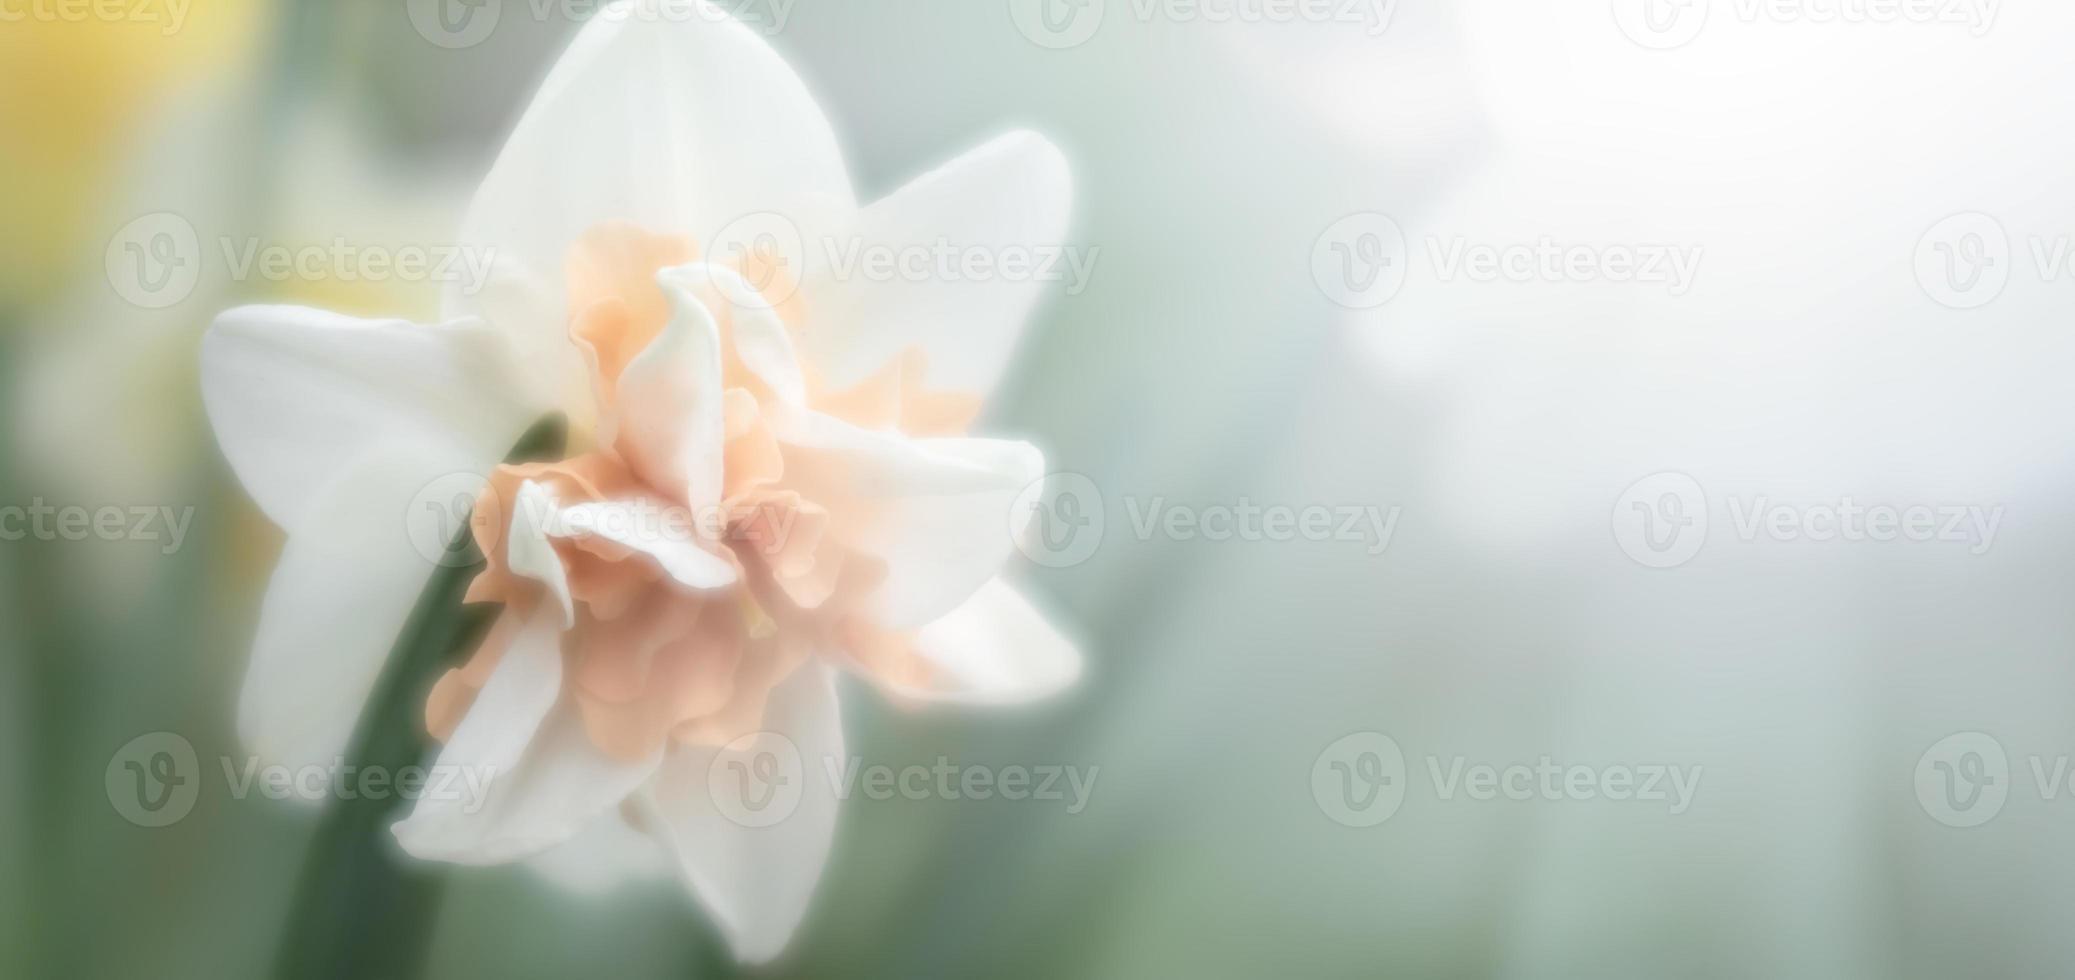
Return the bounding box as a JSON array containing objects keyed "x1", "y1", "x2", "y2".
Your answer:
[{"x1": 11, "y1": 1, "x2": 2075, "y2": 977}]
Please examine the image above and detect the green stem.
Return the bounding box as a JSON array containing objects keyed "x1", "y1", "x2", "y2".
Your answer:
[{"x1": 271, "y1": 415, "x2": 565, "y2": 980}]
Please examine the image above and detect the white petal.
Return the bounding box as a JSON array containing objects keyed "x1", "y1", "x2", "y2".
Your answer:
[
  {"x1": 201, "y1": 305, "x2": 537, "y2": 531},
  {"x1": 804, "y1": 131, "x2": 1072, "y2": 395},
  {"x1": 893, "y1": 579, "x2": 1083, "y2": 704},
  {"x1": 781, "y1": 411, "x2": 1041, "y2": 490},
  {"x1": 391, "y1": 603, "x2": 565, "y2": 860},
  {"x1": 672, "y1": 263, "x2": 808, "y2": 409},
  {"x1": 637, "y1": 664, "x2": 844, "y2": 963},
  {"x1": 445, "y1": 0, "x2": 853, "y2": 338},
  {"x1": 501, "y1": 478, "x2": 739, "y2": 633},
  {"x1": 556, "y1": 499, "x2": 739, "y2": 589},
  {"x1": 525, "y1": 810, "x2": 672, "y2": 896},
  {"x1": 782, "y1": 414, "x2": 1043, "y2": 627},
  {"x1": 614, "y1": 265, "x2": 729, "y2": 512},
  {"x1": 469, "y1": 254, "x2": 596, "y2": 426},
  {"x1": 393, "y1": 617, "x2": 662, "y2": 863},
  {"x1": 505, "y1": 480, "x2": 579, "y2": 628},
  {"x1": 236, "y1": 444, "x2": 467, "y2": 774}
]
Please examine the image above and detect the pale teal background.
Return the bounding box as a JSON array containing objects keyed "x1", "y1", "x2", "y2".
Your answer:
[{"x1": 12, "y1": 2, "x2": 2075, "y2": 978}]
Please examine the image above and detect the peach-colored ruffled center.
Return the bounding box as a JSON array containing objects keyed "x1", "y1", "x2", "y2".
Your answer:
[{"x1": 424, "y1": 222, "x2": 976, "y2": 760}]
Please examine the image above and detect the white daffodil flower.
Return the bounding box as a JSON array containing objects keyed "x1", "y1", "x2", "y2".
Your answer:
[{"x1": 200, "y1": 0, "x2": 1081, "y2": 961}]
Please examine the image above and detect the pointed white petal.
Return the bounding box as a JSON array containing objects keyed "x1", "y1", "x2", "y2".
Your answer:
[
  {"x1": 525, "y1": 810, "x2": 672, "y2": 895},
  {"x1": 673, "y1": 263, "x2": 808, "y2": 409},
  {"x1": 613, "y1": 265, "x2": 729, "y2": 512},
  {"x1": 501, "y1": 478, "x2": 739, "y2": 634},
  {"x1": 393, "y1": 609, "x2": 662, "y2": 863},
  {"x1": 556, "y1": 499, "x2": 739, "y2": 589},
  {"x1": 782, "y1": 414, "x2": 1043, "y2": 627},
  {"x1": 505, "y1": 480, "x2": 579, "y2": 628},
  {"x1": 446, "y1": 0, "x2": 853, "y2": 338},
  {"x1": 638, "y1": 664, "x2": 844, "y2": 963},
  {"x1": 804, "y1": 131, "x2": 1072, "y2": 395},
  {"x1": 201, "y1": 305, "x2": 538, "y2": 531},
  {"x1": 236, "y1": 444, "x2": 468, "y2": 774},
  {"x1": 469, "y1": 254, "x2": 596, "y2": 426},
  {"x1": 893, "y1": 579, "x2": 1083, "y2": 704}
]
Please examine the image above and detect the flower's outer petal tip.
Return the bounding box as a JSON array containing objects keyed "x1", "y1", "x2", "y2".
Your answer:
[
  {"x1": 522, "y1": 811, "x2": 674, "y2": 896},
  {"x1": 899, "y1": 578, "x2": 1084, "y2": 705},
  {"x1": 640, "y1": 664, "x2": 843, "y2": 964},
  {"x1": 995, "y1": 127, "x2": 1073, "y2": 205},
  {"x1": 200, "y1": 305, "x2": 535, "y2": 532},
  {"x1": 460, "y1": 0, "x2": 852, "y2": 318},
  {"x1": 506, "y1": 479, "x2": 579, "y2": 629},
  {"x1": 391, "y1": 646, "x2": 663, "y2": 868},
  {"x1": 233, "y1": 441, "x2": 488, "y2": 780},
  {"x1": 802, "y1": 128, "x2": 1074, "y2": 397}
]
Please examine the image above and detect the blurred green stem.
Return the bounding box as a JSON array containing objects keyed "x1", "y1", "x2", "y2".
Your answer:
[{"x1": 271, "y1": 415, "x2": 564, "y2": 980}]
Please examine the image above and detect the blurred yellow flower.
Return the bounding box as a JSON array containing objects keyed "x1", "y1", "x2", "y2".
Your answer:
[{"x1": 0, "y1": 0, "x2": 264, "y2": 308}]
